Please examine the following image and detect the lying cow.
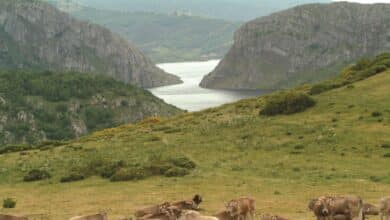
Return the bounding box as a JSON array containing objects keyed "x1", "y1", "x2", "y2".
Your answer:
[
  {"x1": 363, "y1": 203, "x2": 379, "y2": 216},
  {"x1": 179, "y1": 210, "x2": 218, "y2": 220},
  {"x1": 225, "y1": 197, "x2": 255, "y2": 220},
  {"x1": 311, "y1": 195, "x2": 364, "y2": 220},
  {"x1": 380, "y1": 197, "x2": 390, "y2": 220},
  {"x1": 69, "y1": 213, "x2": 108, "y2": 220},
  {"x1": 0, "y1": 214, "x2": 28, "y2": 220},
  {"x1": 138, "y1": 206, "x2": 182, "y2": 220},
  {"x1": 214, "y1": 210, "x2": 233, "y2": 220},
  {"x1": 135, "y1": 202, "x2": 172, "y2": 219},
  {"x1": 260, "y1": 214, "x2": 289, "y2": 220},
  {"x1": 173, "y1": 195, "x2": 203, "y2": 211}
]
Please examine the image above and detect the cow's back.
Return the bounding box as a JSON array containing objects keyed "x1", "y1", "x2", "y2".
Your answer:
[
  {"x1": 69, "y1": 214, "x2": 107, "y2": 220},
  {"x1": 0, "y1": 215, "x2": 28, "y2": 220}
]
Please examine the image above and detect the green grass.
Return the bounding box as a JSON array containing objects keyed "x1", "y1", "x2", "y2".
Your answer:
[{"x1": 0, "y1": 61, "x2": 389, "y2": 219}]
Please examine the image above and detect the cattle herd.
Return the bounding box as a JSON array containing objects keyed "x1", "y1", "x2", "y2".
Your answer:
[{"x1": 0, "y1": 195, "x2": 389, "y2": 220}]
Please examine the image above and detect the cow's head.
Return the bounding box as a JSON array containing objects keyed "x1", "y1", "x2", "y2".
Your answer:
[
  {"x1": 312, "y1": 197, "x2": 330, "y2": 217},
  {"x1": 226, "y1": 200, "x2": 239, "y2": 217},
  {"x1": 193, "y1": 194, "x2": 203, "y2": 206}
]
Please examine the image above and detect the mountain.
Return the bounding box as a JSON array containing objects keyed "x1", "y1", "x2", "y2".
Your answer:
[
  {"x1": 0, "y1": 54, "x2": 389, "y2": 219},
  {"x1": 0, "y1": 0, "x2": 181, "y2": 88},
  {"x1": 0, "y1": 70, "x2": 181, "y2": 145},
  {"x1": 200, "y1": 2, "x2": 390, "y2": 90},
  {"x1": 65, "y1": 6, "x2": 240, "y2": 62},
  {"x1": 73, "y1": 0, "x2": 331, "y2": 21}
]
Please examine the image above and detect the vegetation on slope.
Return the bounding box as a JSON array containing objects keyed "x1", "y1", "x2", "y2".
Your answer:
[
  {"x1": 0, "y1": 70, "x2": 181, "y2": 145},
  {"x1": 0, "y1": 55, "x2": 389, "y2": 219}
]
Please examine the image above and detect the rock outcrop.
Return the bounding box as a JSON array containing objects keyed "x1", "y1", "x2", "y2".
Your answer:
[
  {"x1": 200, "y1": 2, "x2": 390, "y2": 90},
  {"x1": 0, "y1": 0, "x2": 181, "y2": 88}
]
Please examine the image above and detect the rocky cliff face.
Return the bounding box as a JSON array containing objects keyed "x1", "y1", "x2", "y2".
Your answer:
[
  {"x1": 200, "y1": 2, "x2": 390, "y2": 90},
  {"x1": 0, "y1": 0, "x2": 181, "y2": 88}
]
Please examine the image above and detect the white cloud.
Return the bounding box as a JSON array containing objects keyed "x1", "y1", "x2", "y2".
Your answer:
[{"x1": 332, "y1": 0, "x2": 390, "y2": 3}]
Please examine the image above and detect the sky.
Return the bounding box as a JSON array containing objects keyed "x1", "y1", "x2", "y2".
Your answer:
[{"x1": 332, "y1": 0, "x2": 390, "y2": 3}]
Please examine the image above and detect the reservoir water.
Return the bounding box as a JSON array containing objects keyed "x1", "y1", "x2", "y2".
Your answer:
[{"x1": 149, "y1": 60, "x2": 268, "y2": 111}]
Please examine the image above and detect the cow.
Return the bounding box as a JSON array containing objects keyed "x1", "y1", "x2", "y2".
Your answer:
[
  {"x1": 69, "y1": 213, "x2": 108, "y2": 220},
  {"x1": 214, "y1": 210, "x2": 234, "y2": 220},
  {"x1": 135, "y1": 202, "x2": 172, "y2": 219},
  {"x1": 380, "y1": 197, "x2": 390, "y2": 220},
  {"x1": 225, "y1": 197, "x2": 255, "y2": 220},
  {"x1": 0, "y1": 214, "x2": 28, "y2": 220},
  {"x1": 311, "y1": 195, "x2": 364, "y2": 220},
  {"x1": 178, "y1": 210, "x2": 218, "y2": 220},
  {"x1": 173, "y1": 195, "x2": 203, "y2": 211},
  {"x1": 138, "y1": 206, "x2": 182, "y2": 220},
  {"x1": 363, "y1": 203, "x2": 379, "y2": 216},
  {"x1": 260, "y1": 214, "x2": 289, "y2": 220}
]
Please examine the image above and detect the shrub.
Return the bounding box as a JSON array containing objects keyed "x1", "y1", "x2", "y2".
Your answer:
[
  {"x1": 294, "y1": 145, "x2": 305, "y2": 150},
  {"x1": 309, "y1": 82, "x2": 342, "y2": 95},
  {"x1": 260, "y1": 92, "x2": 316, "y2": 116},
  {"x1": 164, "y1": 167, "x2": 190, "y2": 177},
  {"x1": 382, "y1": 143, "x2": 390, "y2": 149},
  {"x1": 60, "y1": 173, "x2": 85, "y2": 183},
  {"x1": 169, "y1": 156, "x2": 196, "y2": 169},
  {"x1": 100, "y1": 160, "x2": 126, "y2": 179},
  {"x1": 3, "y1": 198, "x2": 16, "y2": 208},
  {"x1": 110, "y1": 167, "x2": 151, "y2": 182},
  {"x1": 148, "y1": 163, "x2": 175, "y2": 175},
  {"x1": 371, "y1": 111, "x2": 382, "y2": 117},
  {"x1": 23, "y1": 169, "x2": 51, "y2": 182}
]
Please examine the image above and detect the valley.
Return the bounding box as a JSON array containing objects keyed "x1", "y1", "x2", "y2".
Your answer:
[
  {"x1": 0, "y1": 1, "x2": 389, "y2": 220},
  {"x1": 0, "y1": 55, "x2": 389, "y2": 219}
]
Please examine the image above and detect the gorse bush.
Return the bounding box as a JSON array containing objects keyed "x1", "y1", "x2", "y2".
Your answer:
[
  {"x1": 260, "y1": 92, "x2": 316, "y2": 116},
  {"x1": 110, "y1": 167, "x2": 151, "y2": 182},
  {"x1": 169, "y1": 156, "x2": 196, "y2": 169},
  {"x1": 60, "y1": 173, "x2": 85, "y2": 183},
  {"x1": 23, "y1": 169, "x2": 51, "y2": 182},
  {"x1": 3, "y1": 198, "x2": 16, "y2": 208},
  {"x1": 62, "y1": 154, "x2": 196, "y2": 183},
  {"x1": 164, "y1": 167, "x2": 190, "y2": 177}
]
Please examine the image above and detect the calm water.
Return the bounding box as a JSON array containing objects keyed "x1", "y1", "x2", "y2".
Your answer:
[{"x1": 149, "y1": 60, "x2": 268, "y2": 111}]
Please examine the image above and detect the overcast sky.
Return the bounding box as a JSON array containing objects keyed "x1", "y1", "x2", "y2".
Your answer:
[{"x1": 333, "y1": 0, "x2": 390, "y2": 3}]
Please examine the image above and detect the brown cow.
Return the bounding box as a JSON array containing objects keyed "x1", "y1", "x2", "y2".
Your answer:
[
  {"x1": 178, "y1": 210, "x2": 218, "y2": 220},
  {"x1": 363, "y1": 203, "x2": 379, "y2": 216},
  {"x1": 0, "y1": 215, "x2": 28, "y2": 220},
  {"x1": 135, "y1": 202, "x2": 172, "y2": 219},
  {"x1": 260, "y1": 214, "x2": 289, "y2": 220},
  {"x1": 173, "y1": 195, "x2": 203, "y2": 211},
  {"x1": 214, "y1": 210, "x2": 236, "y2": 220},
  {"x1": 380, "y1": 197, "x2": 390, "y2": 220},
  {"x1": 138, "y1": 206, "x2": 182, "y2": 220},
  {"x1": 69, "y1": 213, "x2": 108, "y2": 220},
  {"x1": 225, "y1": 197, "x2": 255, "y2": 220},
  {"x1": 311, "y1": 195, "x2": 363, "y2": 220}
]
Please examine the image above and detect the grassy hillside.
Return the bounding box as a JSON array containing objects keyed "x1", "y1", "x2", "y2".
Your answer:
[
  {"x1": 0, "y1": 55, "x2": 389, "y2": 219},
  {"x1": 65, "y1": 7, "x2": 239, "y2": 62},
  {"x1": 0, "y1": 70, "x2": 181, "y2": 145}
]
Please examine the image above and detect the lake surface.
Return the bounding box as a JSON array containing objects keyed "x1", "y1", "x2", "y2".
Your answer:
[{"x1": 149, "y1": 60, "x2": 268, "y2": 111}]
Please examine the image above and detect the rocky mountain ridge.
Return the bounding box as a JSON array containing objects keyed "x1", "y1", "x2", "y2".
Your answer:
[
  {"x1": 0, "y1": 0, "x2": 181, "y2": 88},
  {"x1": 200, "y1": 2, "x2": 390, "y2": 90}
]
